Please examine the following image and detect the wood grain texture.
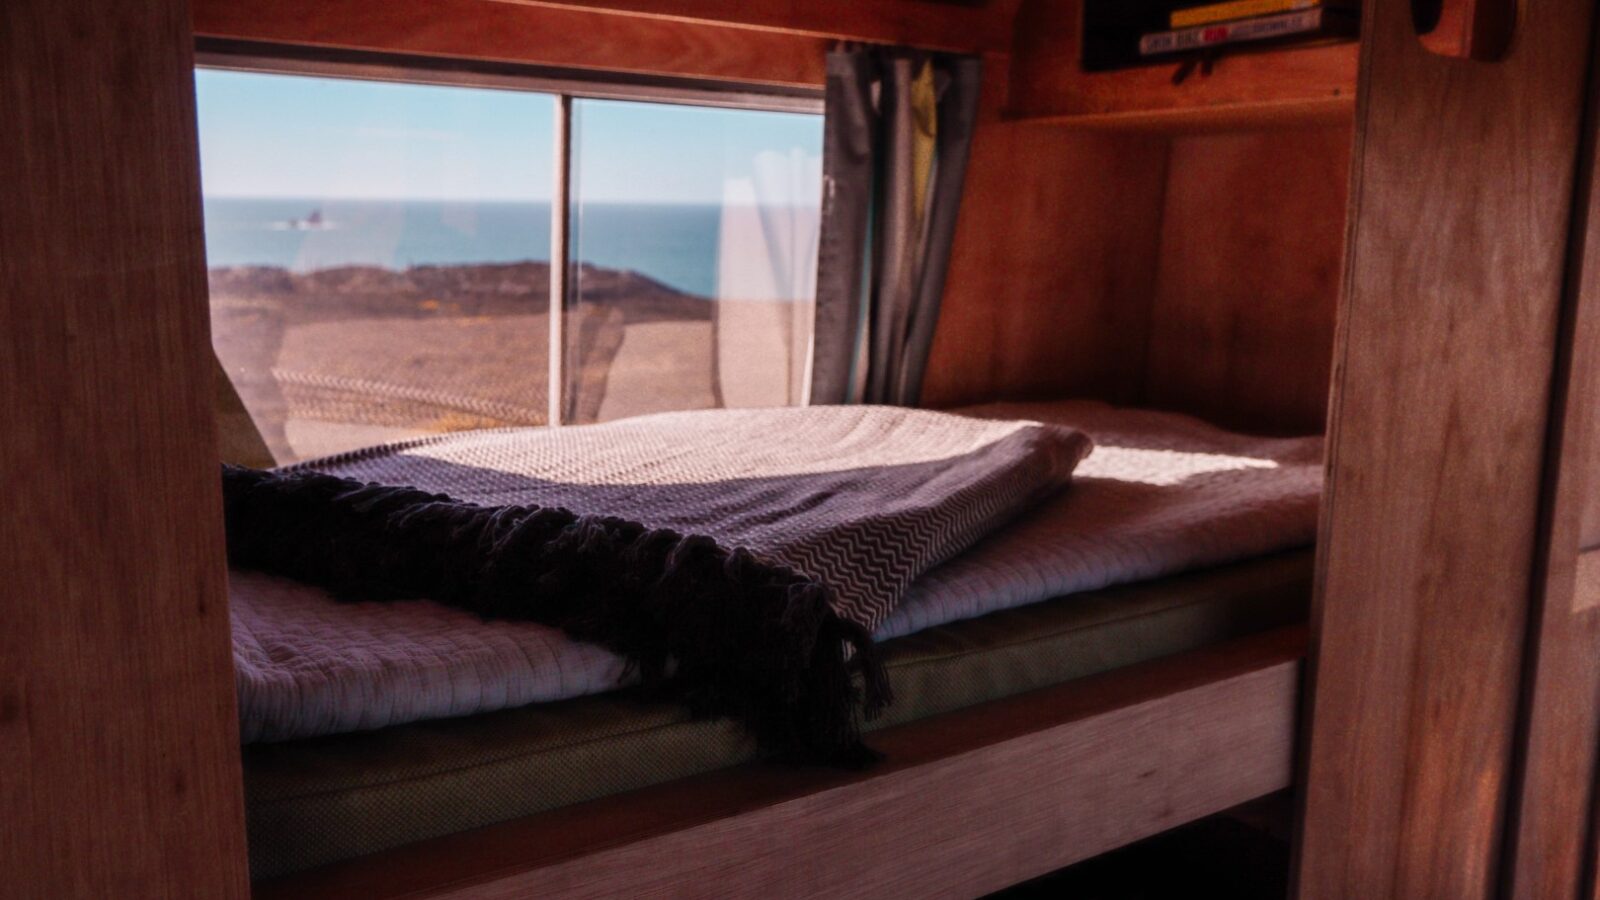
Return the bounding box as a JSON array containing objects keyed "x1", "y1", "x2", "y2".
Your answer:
[
  {"x1": 1416, "y1": 0, "x2": 1516, "y2": 62},
  {"x1": 1145, "y1": 125, "x2": 1352, "y2": 434},
  {"x1": 257, "y1": 628, "x2": 1304, "y2": 900},
  {"x1": 1023, "y1": 99, "x2": 1355, "y2": 134},
  {"x1": 191, "y1": 0, "x2": 832, "y2": 87},
  {"x1": 1583, "y1": 358, "x2": 1600, "y2": 550},
  {"x1": 929, "y1": 102, "x2": 1349, "y2": 435},
  {"x1": 1295, "y1": 0, "x2": 1596, "y2": 894},
  {"x1": 1007, "y1": 0, "x2": 1358, "y2": 131},
  {"x1": 492, "y1": 0, "x2": 1022, "y2": 53},
  {"x1": 923, "y1": 55, "x2": 1171, "y2": 409},
  {"x1": 1502, "y1": 66, "x2": 1600, "y2": 899},
  {"x1": 1575, "y1": 549, "x2": 1600, "y2": 612},
  {"x1": 0, "y1": 0, "x2": 251, "y2": 896},
  {"x1": 1578, "y1": 252, "x2": 1600, "y2": 568}
]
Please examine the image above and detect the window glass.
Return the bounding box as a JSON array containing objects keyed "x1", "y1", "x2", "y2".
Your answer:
[
  {"x1": 196, "y1": 69, "x2": 555, "y2": 463},
  {"x1": 196, "y1": 68, "x2": 823, "y2": 462},
  {"x1": 566, "y1": 100, "x2": 822, "y2": 423}
]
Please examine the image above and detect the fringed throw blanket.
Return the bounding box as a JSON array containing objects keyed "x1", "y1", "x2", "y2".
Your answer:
[{"x1": 223, "y1": 405, "x2": 1092, "y2": 763}]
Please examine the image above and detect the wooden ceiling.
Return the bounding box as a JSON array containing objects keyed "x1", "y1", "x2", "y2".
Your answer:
[
  {"x1": 191, "y1": 0, "x2": 1024, "y2": 89},
  {"x1": 491, "y1": 0, "x2": 1022, "y2": 52}
]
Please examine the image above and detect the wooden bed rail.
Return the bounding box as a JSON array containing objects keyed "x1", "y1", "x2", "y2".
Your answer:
[{"x1": 256, "y1": 626, "x2": 1306, "y2": 899}]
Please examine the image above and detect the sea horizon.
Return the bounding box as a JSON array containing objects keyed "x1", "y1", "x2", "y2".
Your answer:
[{"x1": 202, "y1": 195, "x2": 820, "y2": 299}]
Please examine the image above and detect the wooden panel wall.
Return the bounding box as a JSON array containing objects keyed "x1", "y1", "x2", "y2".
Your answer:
[
  {"x1": 1294, "y1": 0, "x2": 1597, "y2": 893},
  {"x1": 1145, "y1": 125, "x2": 1352, "y2": 434},
  {"x1": 0, "y1": 0, "x2": 251, "y2": 896},
  {"x1": 929, "y1": 119, "x2": 1350, "y2": 435},
  {"x1": 496, "y1": 0, "x2": 1021, "y2": 53},
  {"x1": 193, "y1": 0, "x2": 1021, "y2": 89},
  {"x1": 921, "y1": 99, "x2": 1171, "y2": 409},
  {"x1": 192, "y1": 0, "x2": 832, "y2": 87}
]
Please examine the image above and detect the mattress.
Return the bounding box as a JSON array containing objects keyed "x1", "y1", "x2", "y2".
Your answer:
[
  {"x1": 245, "y1": 549, "x2": 1314, "y2": 879},
  {"x1": 233, "y1": 400, "x2": 1325, "y2": 742}
]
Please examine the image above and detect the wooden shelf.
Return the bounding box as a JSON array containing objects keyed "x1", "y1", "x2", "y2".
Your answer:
[{"x1": 1006, "y1": 1, "x2": 1359, "y2": 132}]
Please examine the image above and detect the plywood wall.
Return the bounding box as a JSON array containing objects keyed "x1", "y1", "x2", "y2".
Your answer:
[
  {"x1": 1145, "y1": 125, "x2": 1353, "y2": 434},
  {"x1": 191, "y1": 0, "x2": 1017, "y2": 88},
  {"x1": 929, "y1": 118, "x2": 1352, "y2": 436},
  {"x1": 922, "y1": 63, "x2": 1171, "y2": 409}
]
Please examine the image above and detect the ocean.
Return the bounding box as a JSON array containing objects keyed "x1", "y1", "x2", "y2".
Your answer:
[{"x1": 202, "y1": 197, "x2": 728, "y2": 298}]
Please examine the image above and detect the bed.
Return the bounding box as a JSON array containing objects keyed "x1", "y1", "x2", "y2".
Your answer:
[{"x1": 230, "y1": 400, "x2": 1324, "y2": 891}]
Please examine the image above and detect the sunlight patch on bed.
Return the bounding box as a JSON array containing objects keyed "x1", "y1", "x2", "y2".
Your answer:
[{"x1": 1081, "y1": 445, "x2": 1281, "y2": 486}]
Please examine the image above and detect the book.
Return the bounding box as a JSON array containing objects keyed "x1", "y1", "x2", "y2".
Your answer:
[
  {"x1": 1139, "y1": 8, "x2": 1330, "y2": 56},
  {"x1": 1169, "y1": 0, "x2": 1320, "y2": 28}
]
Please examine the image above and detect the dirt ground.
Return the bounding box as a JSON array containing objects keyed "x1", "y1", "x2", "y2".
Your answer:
[{"x1": 210, "y1": 262, "x2": 803, "y2": 463}]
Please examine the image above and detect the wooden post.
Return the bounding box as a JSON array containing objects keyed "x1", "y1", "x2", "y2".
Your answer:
[
  {"x1": 1502, "y1": 34, "x2": 1600, "y2": 898},
  {"x1": 0, "y1": 0, "x2": 251, "y2": 896},
  {"x1": 1294, "y1": 0, "x2": 1598, "y2": 895}
]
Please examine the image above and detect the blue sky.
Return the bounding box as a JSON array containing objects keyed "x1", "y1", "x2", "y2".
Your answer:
[{"x1": 193, "y1": 69, "x2": 822, "y2": 205}]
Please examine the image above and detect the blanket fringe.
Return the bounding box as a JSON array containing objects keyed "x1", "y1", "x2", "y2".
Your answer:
[{"x1": 221, "y1": 464, "x2": 888, "y2": 765}]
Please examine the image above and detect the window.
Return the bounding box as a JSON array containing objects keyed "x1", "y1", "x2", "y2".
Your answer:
[
  {"x1": 567, "y1": 100, "x2": 821, "y2": 424},
  {"x1": 196, "y1": 57, "x2": 823, "y2": 464}
]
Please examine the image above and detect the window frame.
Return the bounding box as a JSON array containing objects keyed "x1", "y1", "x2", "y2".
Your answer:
[{"x1": 195, "y1": 38, "x2": 824, "y2": 432}]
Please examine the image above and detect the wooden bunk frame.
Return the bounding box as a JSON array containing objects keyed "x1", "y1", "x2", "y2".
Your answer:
[
  {"x1": 256, "y1": 628, "x2": 1304, "y2": 898},
  {"x1": 10, "y1": 0, "x2": 1600, "y2": 897}
]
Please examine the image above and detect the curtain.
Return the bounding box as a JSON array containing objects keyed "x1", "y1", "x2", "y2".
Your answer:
[
  {"x1": 213, "y1": 351, "x2": 277, "y2": 468},
  {"x1": 713, "y1": 148, "x2": 822, "y2": 409},
  {"x1": 809, "y1": 46, "x2": 982, "y2": 406}
]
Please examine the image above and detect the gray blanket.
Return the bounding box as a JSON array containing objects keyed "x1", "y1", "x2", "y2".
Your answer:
[
  {"x1": 228, "y1": 404, "x2": 1089, "y2": 760},
  {"x1": 287, "y1": 404, "x2": 1092, "y2": 632}
]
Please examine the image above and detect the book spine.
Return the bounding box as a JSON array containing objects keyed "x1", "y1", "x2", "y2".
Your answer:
[
  {"x1": 1170, "y1": 0, "x2": 1319, "y2": 28},
  {"x1": 1139, "y1": 9, "x2": 1325, "y2": 56}
]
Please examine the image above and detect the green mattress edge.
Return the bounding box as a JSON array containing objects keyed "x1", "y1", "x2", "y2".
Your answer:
[{"x1": 245, "y1": 549, "x2": 1313, "y2": 879}]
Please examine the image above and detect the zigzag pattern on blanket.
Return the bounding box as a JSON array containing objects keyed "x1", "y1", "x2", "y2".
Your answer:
[
  {"x1": 777, "y1": 448, "x2": 1062, "y2": 626},
  {"x1": 226, "y1": 405, "x2": 1091, "y2": 752},
  {"x1": 222, "y1": 463, "x2": 890, "y2": 765},
  {"x1": 278, "y1": 405, "x2": 1093, "y2": 633}
]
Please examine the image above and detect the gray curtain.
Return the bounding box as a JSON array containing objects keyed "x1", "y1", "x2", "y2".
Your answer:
[{"x1": 810, "y1": 46, "x2": 982, "y2": 407}]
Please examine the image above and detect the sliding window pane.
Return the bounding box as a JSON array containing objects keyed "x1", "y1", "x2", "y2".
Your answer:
[
  {"x1": 566, "y1": 100, "x2": 822, "y2": 423},
  {"x1": 196, "y1": 69, "x2": 555, "y2": 463}
]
